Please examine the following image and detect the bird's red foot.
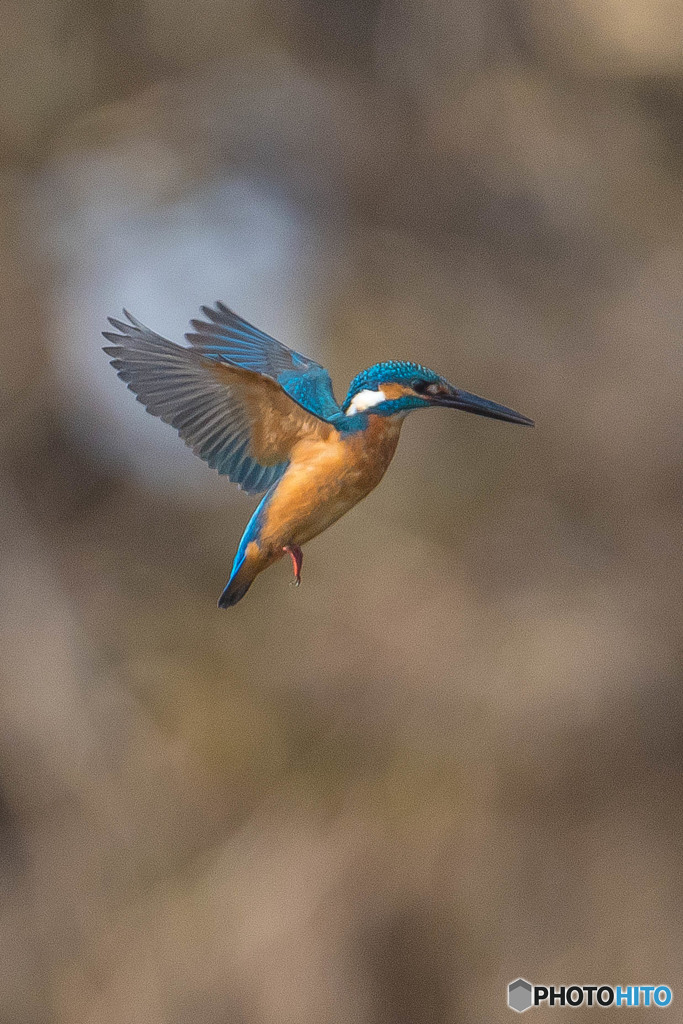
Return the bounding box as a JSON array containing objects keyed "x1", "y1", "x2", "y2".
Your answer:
[{"x1": 283, "y1": 544, "x2": 303, "y2": 587}]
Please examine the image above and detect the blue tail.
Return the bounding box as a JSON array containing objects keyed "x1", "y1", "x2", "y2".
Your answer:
[
  {"x1": 218, "y1": 575, "x2": 253, "y2": 608},
  {"x1": 218, "y1": 487, "x2": 275, "y2": 609}
]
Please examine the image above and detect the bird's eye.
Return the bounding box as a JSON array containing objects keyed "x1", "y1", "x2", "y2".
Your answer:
[{"x1": 412, "y1": 380, "x2": 442, "y2": 397}]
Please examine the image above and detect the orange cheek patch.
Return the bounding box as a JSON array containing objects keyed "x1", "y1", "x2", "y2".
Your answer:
[{"x1": 379, "y1": 382, "x2": 416, "y2": 400}]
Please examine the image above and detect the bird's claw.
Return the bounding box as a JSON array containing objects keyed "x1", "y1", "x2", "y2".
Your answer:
[{"x1": 283, "y1": 544, "x2": 303, "y2": 588}]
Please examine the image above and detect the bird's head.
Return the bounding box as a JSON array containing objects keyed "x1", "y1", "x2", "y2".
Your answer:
[{"x1": 342, "y1": 361, "x2": 534, "y2": 426}]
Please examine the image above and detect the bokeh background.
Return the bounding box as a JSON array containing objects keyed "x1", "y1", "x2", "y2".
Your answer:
[{"x1": 1, "y1": 0, "x2": 682, "y2": 1021}]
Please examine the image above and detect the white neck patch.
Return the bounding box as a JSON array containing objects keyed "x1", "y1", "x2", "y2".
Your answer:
[{"x1": 346, "y1": 388, "x2": 387, "y2": 416}]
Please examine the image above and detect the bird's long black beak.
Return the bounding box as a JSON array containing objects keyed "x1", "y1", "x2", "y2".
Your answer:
[{"x1": 434, "y1": 388, "x2": 534, "y2": 426}]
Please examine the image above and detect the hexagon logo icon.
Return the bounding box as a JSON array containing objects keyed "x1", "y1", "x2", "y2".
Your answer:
[{"x1": 508, "y1": 978, "x2": 533, "y2": 1013}]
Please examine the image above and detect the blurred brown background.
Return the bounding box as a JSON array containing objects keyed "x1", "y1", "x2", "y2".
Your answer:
[{"x1": 1, "y1": 0, "x2": 682, "y2": 1021}]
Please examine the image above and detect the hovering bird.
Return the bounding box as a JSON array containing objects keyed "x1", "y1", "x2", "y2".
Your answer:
[{"x1": 104, "y1": 302, "x2": 533, "y2": 607}]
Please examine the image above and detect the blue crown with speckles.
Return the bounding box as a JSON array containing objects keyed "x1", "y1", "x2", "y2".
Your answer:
[{"x1": 342, "y1": 361, "x2": 441, "y2": 411}]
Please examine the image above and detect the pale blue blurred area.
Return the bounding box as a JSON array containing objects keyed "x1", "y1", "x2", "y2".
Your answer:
[{"x1": 37, "y1": 151, "x2": 345, "y2": 489}]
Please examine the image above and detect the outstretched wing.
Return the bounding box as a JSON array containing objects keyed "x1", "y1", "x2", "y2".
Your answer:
[
  {"x1": 185, "y1": 301, "x2": 344, "y2": 423},
  {"x1": 103, "y1": 311, "x2": 333, "y2": 495}
]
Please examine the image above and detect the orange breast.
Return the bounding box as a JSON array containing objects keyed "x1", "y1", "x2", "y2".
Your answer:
[{"x1": 258, "y1": 414, "x2": 404, "y2": 552}]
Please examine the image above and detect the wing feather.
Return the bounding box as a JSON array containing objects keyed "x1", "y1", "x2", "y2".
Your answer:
[
  {"x1": 185, "y1": 301, "x2": 344, "y2": 423},
  {"x1": 103, "y1": 311, "x2": 332, "y2": 495}
]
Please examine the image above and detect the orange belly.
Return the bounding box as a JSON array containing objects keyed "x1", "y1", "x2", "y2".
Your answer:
[{"x1": 257, "y1": 414, "x2": 403, "y2": 558}]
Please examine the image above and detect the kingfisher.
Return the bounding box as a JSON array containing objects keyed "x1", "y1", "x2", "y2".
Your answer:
[{"x1": 104, "y1": 302, "x2": 533, "y2": 607}]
